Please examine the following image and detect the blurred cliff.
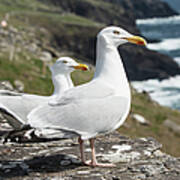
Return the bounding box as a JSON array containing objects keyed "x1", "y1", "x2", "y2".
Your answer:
[{"x1": 0, "y1": 0, "x2": 179, "y2": 85}]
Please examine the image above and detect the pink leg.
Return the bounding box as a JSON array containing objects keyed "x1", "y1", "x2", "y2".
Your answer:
[
  {"x1": 85, "y1": 138, "x2": 116, "y2": 167},
  {"x1": 78, "y1": 137, "x2": 86, "y2": 164}
]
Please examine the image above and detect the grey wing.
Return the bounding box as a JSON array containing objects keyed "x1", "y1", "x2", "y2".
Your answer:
[
  {"x1": 28, "y1": 96, "x2": 129, "y2": 140},
  {"x1": 0, "y1": 94, "x2": 49, "y2": 128},
  {"x1": 50, "y1": 80, "x2": 115, "y2": 105}
]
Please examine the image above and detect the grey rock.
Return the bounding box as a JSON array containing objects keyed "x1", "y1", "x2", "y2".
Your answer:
[
  {"x1": 100, "y1": 151, "x2": 141, "y2": 163},
  {"x1": 0, "y1": 131, "x2": 179, "y2": 179},
  {"x1": 111, "y1": 144, "x2": 132, "y2": 152},
  {"x1": 0, "y1": 81, "x2": 14, "y2": 91},
  {"x1": 163, "y1": 119, "x2": 180, "y2": 135},
  {"x1": 143, "y1": 150, "x2": 152, "y2": 157},
  {"x1": 0, "y1": 41, "x2": 9, "y2": 48},
  {"x1": 77, "y1": 170, "x2": 90, "y2": 175},
  {"x1": 60, "y1": 160, "x2": 71, "y2": 166},
  {"x1": 64, "y1": 154, "x2": 81, "y2": 164},
  {"x1": 139, "y1": 163, "x2": 167, "y2": 176},
  {"x1": 27, "y1": 43, "x2": 38, "y2": 53},
  {"x1": 71, "y1": 158, "x2": 81, "y2": 165},
  {"x1": 9, "y1": 26, "x2": 18, "y2": 33},
  {"x1": 19, "y1": 163, "x2": 29, "y2": 170},
  {"x1": 153, "y1": 150, "x2": 165, "y2": 157},
  {"x1": 132, "y1": 113, "x2": 150, "y2": 125},
  {"x1": 14, "y1": 80, "x2": 24, "y2": 92},
  {"x1": 39, "y1": 51, "x2": 52, "y2": 62},
  {"x1": 133, "y1": 174, "x2": 146, "y2": 180}
]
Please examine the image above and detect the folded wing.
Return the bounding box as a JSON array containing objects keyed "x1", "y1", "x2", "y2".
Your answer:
[
  {"x1": 28, "y1": 81, "x2": 129, "y2": 140},
  {"x1": 0, "y1": 92, "x2": 49, "y2": 128}
]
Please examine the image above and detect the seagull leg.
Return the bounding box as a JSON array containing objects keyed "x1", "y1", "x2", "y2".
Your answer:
[
  {"x1": 85, "y1": 138, "x2": 116, "y2": 167},
  {"x1": 78, "y1": 137, "x2": 86, "y2": 164}
]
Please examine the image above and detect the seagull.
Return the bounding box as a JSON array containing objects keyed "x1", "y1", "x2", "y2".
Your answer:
[
  {"x1": 28, "y1": 26, "x2": 147, "y2": 167},
  {"x1": 0, "y1": 57, "x2": 88, "y2": 129}
]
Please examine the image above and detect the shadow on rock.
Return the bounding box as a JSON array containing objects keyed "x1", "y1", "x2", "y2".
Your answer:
[{"x1": 0, "y1": 153, "x2": 81, "y2": 179}]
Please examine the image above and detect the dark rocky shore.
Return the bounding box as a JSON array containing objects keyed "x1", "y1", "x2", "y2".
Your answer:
[{"x1": 0, "y1": 129, "x2": 180, "y2": 180}]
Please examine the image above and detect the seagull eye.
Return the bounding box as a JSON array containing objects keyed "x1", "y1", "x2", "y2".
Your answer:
[
  {"x1": 62, "y1": 60, "x2": 68, "y2": 64},
  {"x1": 113, "y1": 30, "x2": 120, "y2": 35}
]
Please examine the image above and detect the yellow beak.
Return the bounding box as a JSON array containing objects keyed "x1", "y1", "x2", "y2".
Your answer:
[
  {"x1": 123, "y1": 36, "x2": 147, "y2": 46},
  {"x1": 73, "y1": 64, "x2": 89, "y2": 71}
]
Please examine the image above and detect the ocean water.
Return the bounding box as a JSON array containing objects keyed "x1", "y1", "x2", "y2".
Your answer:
[
  {"x1": 132, "y1": 15, "x2": 180, "y2": 110},
  {"x1": 161, "y1": 0, "x2": 180, "y2": 13}
]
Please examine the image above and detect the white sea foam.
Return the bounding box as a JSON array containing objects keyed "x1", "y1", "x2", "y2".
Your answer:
[
  {"x1": 131, "y1": 76, "x2": 180, "y2": 110},
  {"x1": 136, "y1": 15, "x2": 180, "y2": 110},
  {"x1": 136, "y1": 15, "x2": 180, "y2": 25},
  {"x1": 174, "y1": 57, "x2": 180, "y2": 66},
  {"x1": 147, "y1": 38, "x2": 180, "y2": 51}
]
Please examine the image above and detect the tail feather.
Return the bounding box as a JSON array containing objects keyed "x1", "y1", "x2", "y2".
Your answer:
[{"x1": 2, "y1": 125, "x2": 76, "y2": 143}]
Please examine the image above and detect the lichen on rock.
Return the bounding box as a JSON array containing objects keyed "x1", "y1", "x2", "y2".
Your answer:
[{"x1": 0, "y1": 131, "x2": 180, "y2": 179}]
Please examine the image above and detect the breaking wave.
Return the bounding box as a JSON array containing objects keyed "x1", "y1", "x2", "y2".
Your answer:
[
  {"x1": 147, "y1": 38, "x2": 180, "y2": 51},
  {"x1": 136, "y1": 15, "x2": 180, "y2": 25},
  {"x1": 132, "y1": 76, "x2": 180, "y2": 110}
]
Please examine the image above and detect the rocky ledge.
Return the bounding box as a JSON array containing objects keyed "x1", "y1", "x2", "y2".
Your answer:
[{"x1": 0, "y1": 129, "x2": 180, "y2": 180}]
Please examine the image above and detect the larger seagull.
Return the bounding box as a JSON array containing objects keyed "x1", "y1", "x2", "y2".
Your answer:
[{"x1": 28, "y1": 26, "x2": 147, "y2": 167}]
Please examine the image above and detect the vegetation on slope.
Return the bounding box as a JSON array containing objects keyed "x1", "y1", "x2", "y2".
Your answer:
[{"x1": 120, "y1": 90, "x2": 180, "y2": 157}]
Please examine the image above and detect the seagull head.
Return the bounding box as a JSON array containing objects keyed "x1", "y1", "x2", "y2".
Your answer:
[
  {"x1": 97, "y1": 26, "x2": 147, "y2": 47},
  {"x1": 50, "y1": 57, "x2": 89, "y2": 74}
]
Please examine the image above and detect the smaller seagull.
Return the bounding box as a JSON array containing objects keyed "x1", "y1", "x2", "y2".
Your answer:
[{"x1": 0, "y1": 57, "x2": 88, "y2": 129}]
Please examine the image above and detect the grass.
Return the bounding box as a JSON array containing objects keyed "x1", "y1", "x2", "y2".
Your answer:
[
  {"x1": 0, "y1": 1, "x2": 101, "y2": 28},
  {"x1": 23, "y1": 12, "x2": 102, "y2": 27},
  {"x1": 71, "y1": 69, "x2": 94, "y2": 86},
  {"x1": 0, "y1": 0, "x2": 55, "y2": 13},
  {"x1": 119, "y1": 89, "x2": 180, "y2": 157},
  {"x1": 131, "y1": 92, "x2": 168, "y2": 124},
  {"x1": 0, "y1": 55, "x2": 52, "y2": 95}
]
